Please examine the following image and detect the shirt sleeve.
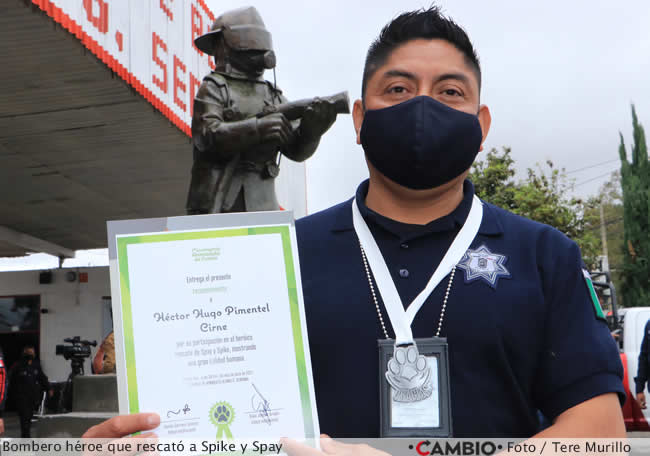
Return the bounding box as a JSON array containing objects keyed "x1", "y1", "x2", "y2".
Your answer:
[
  {"x1": 533, "y1": 237, "x2": 625, "y2": 420},
  {"x1": 636, "y1": 321, "x2": 650, "y2": 394}
]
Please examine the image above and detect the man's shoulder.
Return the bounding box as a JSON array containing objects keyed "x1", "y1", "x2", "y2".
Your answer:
[
  {"x1": 296, "y1": 198, "x2": 352, "y2": 241},
  {"x1": 483, "y1": 201, "x2": 575, "y2": 249}
]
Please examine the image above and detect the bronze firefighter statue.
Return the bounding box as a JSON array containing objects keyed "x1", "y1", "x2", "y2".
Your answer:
[{"x1": 187, "y1": 6, "x2": 349, "y2": 214}]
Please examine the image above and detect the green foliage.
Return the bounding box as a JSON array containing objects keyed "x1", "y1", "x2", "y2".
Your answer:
[
  {"x1": 470, "y1": 147, "x2": 601, "y2": 268},
  {"x1": 470, "y1": 147, "x2": 516, "y2": 209},
  {"x1": 618, "y1": 105, "x2": 650, "y2": 307},
  {"x1": 580, "y1": 174, "x2": 625, "y2": 301}
]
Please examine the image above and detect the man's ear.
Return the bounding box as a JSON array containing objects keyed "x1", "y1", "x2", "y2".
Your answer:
[
  {"x1": 352, "y1": 99, "x2": 365, "y2": 145},
  {"x1": 477, "y1": 104, "x2": 491, "y2": 152}
]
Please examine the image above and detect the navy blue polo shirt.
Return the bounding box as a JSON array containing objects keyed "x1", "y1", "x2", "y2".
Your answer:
[{"x1": 295, "y1": 179, "x2": 624, "y2": 438}]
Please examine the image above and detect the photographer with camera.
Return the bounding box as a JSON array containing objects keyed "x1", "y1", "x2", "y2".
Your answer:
[{"x1": 8, "y1": 345, "x2": 52, "y2": 438}]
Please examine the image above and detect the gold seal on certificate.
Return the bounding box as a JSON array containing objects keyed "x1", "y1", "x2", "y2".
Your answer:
[{"x1": 107, "y1": 211, "x2": 319, "y2": 440}]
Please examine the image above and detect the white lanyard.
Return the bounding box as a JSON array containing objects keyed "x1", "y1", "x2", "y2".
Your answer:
[{"x1": 352, "y1": 195, "x2": 483, "y2": 345}]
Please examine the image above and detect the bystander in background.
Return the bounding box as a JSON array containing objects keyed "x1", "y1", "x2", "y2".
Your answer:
[{"x1": 8, "y1": 345, "x2": 52, "y2": 437}]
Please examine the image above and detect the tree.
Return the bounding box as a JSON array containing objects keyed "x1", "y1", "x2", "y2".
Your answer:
[
  {"x1": 578, "y1": 174, "x2": 625, "y2": 303},
  {"x1": 471, "y1": 147, "x2": 600, "y2": 267},
  {"x1": 618, "y1": 105, "x2": 650, "y2": 308}
]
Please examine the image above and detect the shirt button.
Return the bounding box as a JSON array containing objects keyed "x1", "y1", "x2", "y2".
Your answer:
[
  {"x1": 399, "y1": 269, "x2": 409, "y2": 278},
  {"x1": 400, "y1": 243, "x2": 409, "y2": 249}
]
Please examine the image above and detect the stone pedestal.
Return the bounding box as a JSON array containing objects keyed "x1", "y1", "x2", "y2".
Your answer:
[
  {"x1": 72, "y1": 374, "x2": 119, "y2": 413},
  {"x1": 34, "y1": 375, "x2": 118, "y2": 438}
]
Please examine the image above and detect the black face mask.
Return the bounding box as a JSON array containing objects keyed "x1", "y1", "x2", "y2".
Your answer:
[{"x1": 360, "y1": 96, "x2": 483, "y2": 190}]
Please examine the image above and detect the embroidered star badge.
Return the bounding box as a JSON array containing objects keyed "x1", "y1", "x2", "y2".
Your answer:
[{"x1": 457, "y1": 244, "x2": 511, "y2": 288}]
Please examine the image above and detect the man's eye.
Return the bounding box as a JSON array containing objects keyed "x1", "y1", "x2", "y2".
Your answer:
[
  {"x1": 443, "y1": 89, "x2": 461, "y2": 96},
  {"x1": 388, "y1": 86, "x2": 406, "y2": 94}
]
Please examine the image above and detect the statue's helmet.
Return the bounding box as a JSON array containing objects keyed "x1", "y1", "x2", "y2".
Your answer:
[{"x1": 194, "y1": 6, "x2": 273, "y2": 56}]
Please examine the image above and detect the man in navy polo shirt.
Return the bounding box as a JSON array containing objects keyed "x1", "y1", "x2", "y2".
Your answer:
[
  {"x1": 83, "y1": 6, "x2": 625, "y2": 448},
  {"x1": 292, "y1": 5, "x2": 624, "y2": 441}
]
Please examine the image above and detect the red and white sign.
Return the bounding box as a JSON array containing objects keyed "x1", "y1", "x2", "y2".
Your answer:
[{"x1": 32, "y1": 0, "x2": 216, "y2": 136}]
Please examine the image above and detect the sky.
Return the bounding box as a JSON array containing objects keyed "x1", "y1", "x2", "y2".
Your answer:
[
  {"x1": 3, "y1": 0, "x2": 649, "y2": 270},
  {"x1": 202, "y1": 0, "x2": 650, "y2": 213}
]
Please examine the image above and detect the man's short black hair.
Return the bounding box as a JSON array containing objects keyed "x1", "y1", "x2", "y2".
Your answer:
[{"x1": 361, "y1": 6, "x2": 481, "y2": 101}]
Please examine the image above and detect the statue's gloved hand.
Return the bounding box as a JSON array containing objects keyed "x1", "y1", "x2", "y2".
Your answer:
[
  {"x1": 257, "y1": 113, "x2": 293, "y2": 147},
  {"x1": 300, "y1": 98, "x2": 338, "y2": 140}
]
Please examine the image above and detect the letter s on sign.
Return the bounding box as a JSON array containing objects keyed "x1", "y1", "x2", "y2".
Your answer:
[
  {"x1": 152, "y1": 33, "x2": 168, "y2": 93},
  {"x1": 83, "y1": 0, "x2": 109, "y2": 34}
]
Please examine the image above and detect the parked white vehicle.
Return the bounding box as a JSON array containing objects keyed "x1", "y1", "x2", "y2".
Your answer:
[{"x1": 618, "y1": 307, "x2": 650, "y2": 430}]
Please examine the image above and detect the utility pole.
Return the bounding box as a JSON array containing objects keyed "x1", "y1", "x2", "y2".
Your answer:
[{"x1": 600, "y1": 202, "x2": 610, "y2": 273}]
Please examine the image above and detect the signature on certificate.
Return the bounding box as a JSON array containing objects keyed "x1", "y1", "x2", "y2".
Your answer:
[
  {"x1": 251, "y1": 383, "x2": 273, "y2": 425},
  {"x1": 166, "y1": 403, "x2": 191, "y2": 419}
]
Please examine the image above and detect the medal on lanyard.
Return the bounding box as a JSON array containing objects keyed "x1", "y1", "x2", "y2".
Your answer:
[{"x1": 352, "y1": 195, "x2": 483, "y2": 436}]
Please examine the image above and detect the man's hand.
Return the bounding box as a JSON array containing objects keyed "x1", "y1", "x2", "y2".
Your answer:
[
  {"x1": 299, "y1": 99, "x2": 338, "y2": 140},
  {"x1": 257, "y1": 113, "x2": 293, "y2": 147},
  {"x1": 82, "y1": 413, "x2": 160, "y2": 439},
  {"x1": 282, "y1": 435, "x2": 390, "y2": 456},
  {"x1": 637, "y1": 392, "x2": 647, "y2": 409},
  {"x1": 48, "y1": 388, "x2": 54, "y2": 398},
  {"x1": 0, "y1": 418, "x2": 5, "y2": 435}
]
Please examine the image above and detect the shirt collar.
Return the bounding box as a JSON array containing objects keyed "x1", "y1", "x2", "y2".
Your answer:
[
  {"x1": 329, "y1": 179, "x2": 503, "y2": 236},
  {"x1": 356, "y1": 179, "x2": 475, "y2": 240}
]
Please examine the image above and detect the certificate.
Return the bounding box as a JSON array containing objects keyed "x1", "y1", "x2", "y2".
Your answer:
[{"x1": 107, "y1": 211, "x2": 319, "y2": 440}]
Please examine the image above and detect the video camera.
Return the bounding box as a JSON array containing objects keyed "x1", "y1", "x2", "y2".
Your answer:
[
  {"x1": 55, "y1": 336, "x2": 97, "y2": 361},
  {"x1": 55, "y1": 336, "x2": 97, "y2": 378}
]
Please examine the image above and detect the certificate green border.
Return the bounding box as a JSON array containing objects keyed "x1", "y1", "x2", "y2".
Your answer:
[{"x1": 116, "y1": 225, "x2": 314, "y2": 438}]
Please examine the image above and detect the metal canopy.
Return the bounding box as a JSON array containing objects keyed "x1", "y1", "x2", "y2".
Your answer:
[{"x1": 0, "y1": 1, "x2": 192, "y2": 256}]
